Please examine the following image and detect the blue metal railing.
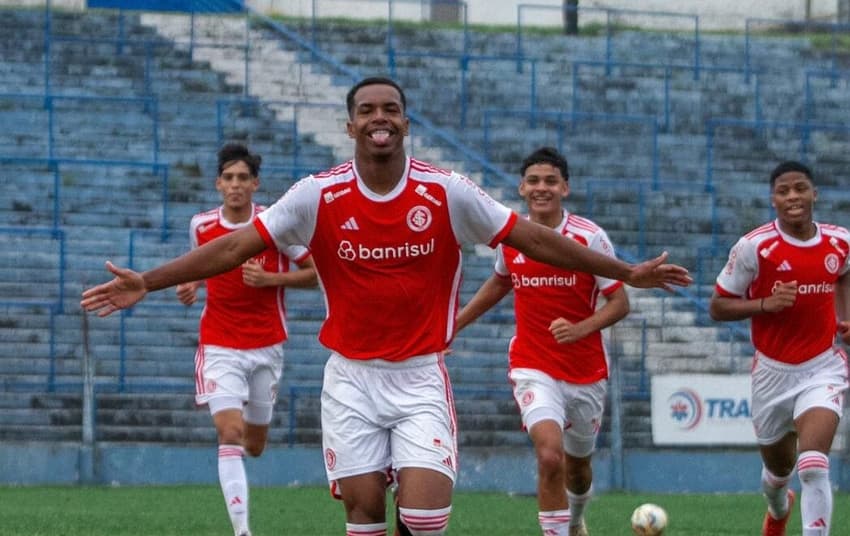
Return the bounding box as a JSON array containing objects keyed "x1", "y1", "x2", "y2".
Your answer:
[
  {"x1": 572, "y1": 60, "x2": 764, "y2": 132},
  {"x1": 744, "y1": 17, "x2": 850, "y2": 83},
  {"x1": 119, "y1": 229, "x2": 195, "y2": 392},
  {"x1": 0, "y1": 156, "x2": 170, "y2": 238},
  {"x1": 482, "y1": 108, "x2": 661, "y2": 187},
  {"x1": 618, "y1": 250, "x2": 752, "y2": 373},
  {"x1": 516, "y1": 4, "x2": 701, "y2": 76},
  {"x1": 215, "y1": 97, "x2": 343, "y2": 176},
  {"x1": 803, "y1": 68, "x2": 850, "y2": 124},
  {"x1": 0, "y1": 92, "x2": 160, "y2": 163},
  {"x1": 0, "y1": 226, "x2": 65, "y2": 314},
  {"x1": 704, "y1": 117, "x2": 850, "y2": 191},
  {"x1": 0, "y1": 226, "x2": 65, "y2": 391}
]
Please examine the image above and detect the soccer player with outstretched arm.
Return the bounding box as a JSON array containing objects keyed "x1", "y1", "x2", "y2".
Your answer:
[{"x1": 82, "y1": 77, "x2": 691, "y2": 536}]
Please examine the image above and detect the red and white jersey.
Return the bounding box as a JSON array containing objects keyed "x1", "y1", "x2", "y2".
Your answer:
[
  {"x1": 715, "y1": 220, "x2": 850, "y2": 364},
  {"x1": 496, "y1": 210, "x2": 623, "y2": 383},
  {"x1": 190, "y1": 204, "x2": 308, "y2": 349},
  {"x1": 256, "y1": 157, "x2": 517, "y2": 361}
]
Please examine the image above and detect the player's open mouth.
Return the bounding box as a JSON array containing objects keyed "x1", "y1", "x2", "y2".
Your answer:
[{"x1": 369, "y1": 130, "x2": 392, "y2": 144}]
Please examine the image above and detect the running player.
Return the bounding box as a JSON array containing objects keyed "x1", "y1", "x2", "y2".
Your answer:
[
  {"x1": 176, "y1": 143, "x2": 316, "y2": 536},
  {"x1": 456, "y1": 147, "x2": 628, "y2": 536},
  {"x1": 710, "y1": 160, "x2": 850, "y2": 536}
]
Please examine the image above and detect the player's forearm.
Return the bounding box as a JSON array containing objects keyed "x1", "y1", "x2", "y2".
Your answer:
[
  {"x1": 585, "y1": 290, "x2": 630, "y2": 333},
  {"x1": 268, "y1": 267, "x2": 318, "y2": 288},
  {"x1": 504, "y1": 219, "x2": 631, "y2": 282},
  {"x1": 144, "y1": 229, "x2": 263, "y2": 292},
  {"x1": 456, "y1": 276, "x2": 511, "y2": 332},
  {"x1": 709, "y1": 294, "x2": 762, "y2": 321}
]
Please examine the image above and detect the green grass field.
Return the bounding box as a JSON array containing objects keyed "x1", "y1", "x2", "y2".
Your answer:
[{"x1": 1, "y1": 485, "x2": 847, "y2": 535}]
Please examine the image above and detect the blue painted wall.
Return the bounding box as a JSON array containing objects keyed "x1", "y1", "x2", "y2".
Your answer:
[{"x1": 4, "y1": 443, "x2": 848, "y2": 493}]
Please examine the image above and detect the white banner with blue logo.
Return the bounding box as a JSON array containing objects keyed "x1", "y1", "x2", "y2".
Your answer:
[{"x1": 651, "y1": 374, "x2": 756, "y2": 445}]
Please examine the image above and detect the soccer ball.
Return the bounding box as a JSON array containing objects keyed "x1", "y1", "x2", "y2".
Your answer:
[{"x1": 630, "y1": 503, "x2": 668, "y2": 535}]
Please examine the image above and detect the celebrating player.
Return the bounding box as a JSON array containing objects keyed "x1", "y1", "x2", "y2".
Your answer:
[{"x1": 82, "y1": 77, "x2": 691, "y2": 536}]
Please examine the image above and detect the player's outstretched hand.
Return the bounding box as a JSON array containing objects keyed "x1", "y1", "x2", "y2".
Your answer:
[
  {"x1": 80, "y1": 261, "x2": 147, "y2": 317},
  {"x1": 626, "y1": 251, "x2": 692, "y2": 291}
]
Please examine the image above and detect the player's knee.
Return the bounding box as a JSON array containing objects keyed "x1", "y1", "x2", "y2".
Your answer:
[
  {"x1": 398, "y1": 506, "x2": 451, "y2": 536},
  {"x1": 535, "y1": 444, "x2": 565, "y2": 475},
  {"x1": 216, "y1": 424, "x2": 244, "y2": 445}
]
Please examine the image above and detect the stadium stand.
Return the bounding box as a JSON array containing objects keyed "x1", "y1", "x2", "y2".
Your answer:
[{"x1": 2, "y1": 4, "x2": 850, "y2": 454}]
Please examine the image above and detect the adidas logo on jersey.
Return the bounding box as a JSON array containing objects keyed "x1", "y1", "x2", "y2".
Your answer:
[
  {"x1": 776, "y1": 260, "x2": 792, "y2": 271},
  {"x1": 340, "y1": 217, "x2": 359, "y2": 230},
  {"x1": 513, "y1": 253, "x2": 526, "y2": 264}
]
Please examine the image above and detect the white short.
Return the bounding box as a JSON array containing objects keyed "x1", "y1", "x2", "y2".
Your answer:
[
  {"x1": 751, "y1": 346, "x2": 848, "y2": 445},
  {"x1": 509, "y1": 367, "x2": 606, "y2": 458},
  {"x1": 321, "y1": 352, "x2": 457, "y2": 485},
  {"x1": 194, "y1": 343, "x2": 284, "y2": 425}
]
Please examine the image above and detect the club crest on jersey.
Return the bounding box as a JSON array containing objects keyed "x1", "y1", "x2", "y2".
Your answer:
[
  {"x1": 407, "y1": 205, "x2": 432, "y2": 232},
  {"x1": 824, "y1": 253, "x2": 840, "y2": 274}
]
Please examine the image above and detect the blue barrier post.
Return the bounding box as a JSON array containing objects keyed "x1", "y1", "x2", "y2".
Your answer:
[
  {"x1": 243, "y1": 15, "x2": 250, "y2": 96},
  {"x1": 604, "y1": 10, "x2": 612, "y2": 76},
  {"x1": 704, "y1": 122, "x2": 714, "y2": 192},
  {"x1": 387, "y1": 0, "x2": 396, "y2": 77},
  {"x1": 744, "y1": 19, "x2": 753, "y2": 83},
  {"x1": 43, "y1": 0, "x2": 52, "y2": 98}
]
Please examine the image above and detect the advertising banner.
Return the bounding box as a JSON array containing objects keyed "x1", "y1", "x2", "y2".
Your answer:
[{"x1": 651, "y1": 374, "x2": 756, "y2": 445}]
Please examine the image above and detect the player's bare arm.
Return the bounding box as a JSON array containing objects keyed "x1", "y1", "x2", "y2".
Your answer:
[
  {"x1": 502, "y1": 217, "x2": 691, "y2": 291},
  {"x1": 550, "y1": 286, "x2": 629, "y2": 344},
  {"x1": 241, "y1": 256, "x2": 317, "y2": 289},
  {"x1": 455, "y1": 274, "x2": 512, "y2": 332},
  {"x1": 709, "y1": 281, "x2": 797, "y2": 322},
  {"x1": 82, "y1": 225, "x2": 266, "y2": 317}
]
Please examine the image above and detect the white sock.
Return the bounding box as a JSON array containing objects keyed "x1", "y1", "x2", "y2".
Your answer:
[
  {"x1": 398, "y1": 506, "x2": 452, "y2": 536},
  {"x1": 538, "y1": 509, "x2": 570, "y2": 536},
  {"x1": 798, "y1": 451, "x2": 831, "y2": 535},
  {"x1": 761, "y1": 465, "x2": 792, "y2": 518},
  {"x1": 567, "y1": 486, "x2": 592, "y2": 527},
  {"x1": 218, "y1": 444, "x2": 249, "y2": 534},
  {"x1": 345, "y1": 522, "x2": 387, "y2": 536}
]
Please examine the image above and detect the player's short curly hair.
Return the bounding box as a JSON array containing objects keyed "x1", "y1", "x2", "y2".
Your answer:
[
  {"x1": 346, "y1": 77, "x2": 407, "y2": 118},
  {"x1": 769, "y1": 160, "x2": 812, "y2": 187},
  {"x1": 217, "y1": 142, "x2": 262, "y2": 177},
  {"x1": 520, "y1": 146, "x2": 569, "y2": 181}
]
